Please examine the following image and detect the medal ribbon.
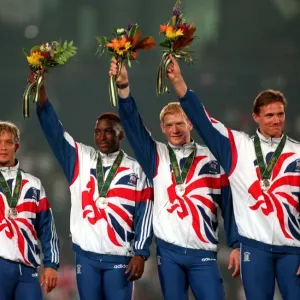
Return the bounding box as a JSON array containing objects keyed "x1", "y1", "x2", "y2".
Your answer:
[
  {"x1": 96, "y1": 151, "x2": 124, "y2": 197},
  {"x1": 0, "y1": 169, "x2": 22, "y2": 208},
  {"x1": 254, "y1": 134, "x2": 286, "y2": 180},
  {"x1": 168, "y1": 145, "x2": 196, "y2": 185}
]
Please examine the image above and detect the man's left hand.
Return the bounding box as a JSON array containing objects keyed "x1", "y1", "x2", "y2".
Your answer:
[
  {"x1": 297, "y1": 265, "x2": 300, "y2": 275},
  {"x1": 40, "y1": 267, "x2": 58, "y2": 294},
  {"x1": 228, "y1": 248, "x2": 240, "y2": 278},
  {"x1": 125, "y1": 256, "x2": 145, "y2": 281}
]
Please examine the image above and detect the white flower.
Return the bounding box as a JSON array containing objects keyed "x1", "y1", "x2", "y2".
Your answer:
[
  {"x1": 40, "y1": 43, "x2": 51, "y2": 52},
  {"x1": 116, "y1": 28, "x2": 126, "y2": 35}
]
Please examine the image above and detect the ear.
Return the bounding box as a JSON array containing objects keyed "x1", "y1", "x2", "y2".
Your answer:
[
  {"x1": 188, "y1": 121, "x2": 193, "y2": 131},
  {"x1": 119, "y1": 130, "x2": 125, "y2": 141},
  {"x1": 15, "y1": 143, "x2": 19, "y2": 153},
  {"x1": 160, "y1": 122, "x2": 166, "y2": 134},
  {"x1": 252, "y1": 113, "x2": 259, "y2": 124}
]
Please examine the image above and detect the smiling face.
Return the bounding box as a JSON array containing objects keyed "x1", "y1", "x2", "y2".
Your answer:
[
  {"x1": 253, "y1": 101, "x2": 285, "y2": 138},
  {"x1": 252, "y1": 90, "x2": 287, "y2": 139},
  {"x1": 161, "y1": 112, "x2": 192, "y2": 146},
  {"x1": 94, "y1": 118, "x2": 124, "y2": 154}
]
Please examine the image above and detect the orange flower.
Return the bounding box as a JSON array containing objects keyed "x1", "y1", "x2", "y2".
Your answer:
[
  {"x1": 107, "y1": 37, "x2": 132, "y2": 56},
  {"x1": 160, "y1": 25, "x2": 168, "y2": 33},
  {"x1": 132, "y1": 51, "x2": 138, "y2": 59}
]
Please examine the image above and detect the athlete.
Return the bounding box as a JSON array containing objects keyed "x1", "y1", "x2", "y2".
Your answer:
[
  {"x1": 0, "y1": 121, "x2": 59, "y2": 300},
  {"x1": 167, "y1": 55, "x2": 300, "y2": 299},
  {"x1": 31, "y1": 72, "x2": 153, "y2": 300},
  {"x1": 109, "y1": 58, "x2": 240, "y2": 300}
]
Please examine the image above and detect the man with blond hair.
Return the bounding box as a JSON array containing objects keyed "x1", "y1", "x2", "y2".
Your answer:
[
  {"x1": 109, "y1": 59, "x2": 240, "y2": 300},
  {"x1": 166, "y1": 55, "x2": 300, "y2": 299},
  {"x1": 0, "y1": 121, "x2": 59, "y2": 300}
]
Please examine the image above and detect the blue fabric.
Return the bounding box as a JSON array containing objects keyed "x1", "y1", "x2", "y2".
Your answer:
[
  {"x1": 36, "y1": 100, "x2": 76, "y2": 184},
  {"x1": 0, "y1": 258, "x2": 42, "y2": 300},
  {"x1": 118, "y1": 96, "x2": 157, "y2": 180},
  {"x1": 240, "y1": 235, "x2": 300, "y2": 254},
  {"x1": 156, "y1": 246, "x2": 224, "y2": 300},
  {"x1": 180, "y1": 90, "x2": 232, "y2": 174},
  {"x1": 75, "y1": 253, "x2": 133, "y2": 300},
  {"x1": 241, "y1": 243, "x2": 300, "y2": 300}
]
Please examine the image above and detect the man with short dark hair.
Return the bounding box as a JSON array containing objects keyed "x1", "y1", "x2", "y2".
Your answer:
[
  {"x1": 166, "y1": 55, "x2": 300, "y2": 300},
  {"x1": 32, "y1": 74, "x2": 153, "y2": 300},
  {"x1": 0, "y1": 121, "x2": 59, "y2": 300}
]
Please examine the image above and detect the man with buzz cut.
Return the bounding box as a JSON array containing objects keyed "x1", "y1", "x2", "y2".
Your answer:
[
  {"x1": 166, "y1": 54, "x2": 300, "y2": 300},
  {"x1": 30, "y1": 71, "x2": 153, "y2": 300},
  {"x1": 0, "y1": 121, "x2": 59, "y2": 300}
]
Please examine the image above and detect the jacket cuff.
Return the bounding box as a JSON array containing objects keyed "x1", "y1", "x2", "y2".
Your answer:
[
  {"x1": 134, "y1": 249, "x2": 150, "y2": 261},
  {"x1": 231, "y1": 242, "x2": 240, "y2": 249},
  {"x1": 44, "y1": 262, "x2": 59, "y2": 270}
]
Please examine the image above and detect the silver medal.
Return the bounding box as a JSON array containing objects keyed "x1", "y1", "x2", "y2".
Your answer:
[
  {"x1": 175, "y1": 184, "x2": 185, "y2": 196},
  {"x1": 96, "y1": 197, "x2": 108, "y2": 209},
  {"x1": 260, "y1": 179, "x2": 270, "y2": 192},
  {"x1": 8, "y1": 208, "x2": 18, "y2": 219}
]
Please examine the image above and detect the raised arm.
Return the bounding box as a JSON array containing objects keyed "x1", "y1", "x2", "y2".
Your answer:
[
  {"x1": 30, "y1": 71, "x2": 77, "y2": 184},
  {"x1": 109, "y1": 59, "x2": 157, "y2": 179},
  {"x1": 167, "y1": 56, "x2": 234, "y2": 174}
]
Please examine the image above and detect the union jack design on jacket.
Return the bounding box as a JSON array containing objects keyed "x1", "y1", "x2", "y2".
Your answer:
[
  {"x1": 0, "y1": 163, "x2": 59, "y2": 269},
  {"x1": 180, "y1": 90, "x2": 300, "y2": 253},
  {"x1": 118, "y1": 95, "x2": 239, "y2": 252},
  {"x1": 37, "y1": 100, "x2": 153, "y2": 261}
]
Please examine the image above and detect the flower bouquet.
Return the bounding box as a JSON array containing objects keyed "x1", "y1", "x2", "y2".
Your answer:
[
  {"x1": 22, "y1": 40, "x2": 77, "y2": 118},
  {"x1": 157, "y1": 0, "x2": 196, "y2": 95},
  {"x1": 96, "y1": 24, "x2": 156, "y2": 106}
]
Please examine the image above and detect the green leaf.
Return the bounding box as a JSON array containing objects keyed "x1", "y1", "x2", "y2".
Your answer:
[
  {"x1": 30, "y1": 45, "x2": 40, "y2": 53},
  {"x1": 128, "y1": 24, "x2": 139, "y2": 38},
  {"x1": 96, "y1": 36, "x2": 108, "y2": 47},
  {"x1": 22, "y1": 48, "x2": 29, "y2": 57},
  {"x1": 159, "y1": 40, "x2": 171, "y2": 48}
]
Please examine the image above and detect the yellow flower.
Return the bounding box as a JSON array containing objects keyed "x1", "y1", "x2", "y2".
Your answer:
[
  {"x1": 107, "y1": 37, "x2": 132, "y2": 56},
  {"x1": 165, "y1": 28, "x2": 184, "y2": 39},
  {"x1": 27, "y1": 51, "x2": 44, "y2": 66}
]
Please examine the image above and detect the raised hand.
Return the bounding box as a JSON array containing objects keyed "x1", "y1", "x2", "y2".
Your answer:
[
  {"x1": 109, "y1": 57, "x2": 129, "y2": 85},
  {"x1": 166, "y1": 55, "x2": 187, "y2": 98}
]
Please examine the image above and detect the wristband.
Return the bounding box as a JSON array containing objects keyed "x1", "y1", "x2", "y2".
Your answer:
[{"x1": 116, "y1": 82, "x2": 129, "y2": 89}]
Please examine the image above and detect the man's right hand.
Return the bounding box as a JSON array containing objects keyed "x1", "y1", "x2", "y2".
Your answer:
[
  {"x1": 109, "y1": 57, "x2": 129, "y2": 84},
  {"x1": 166, "y1": 55, "x2": 188, "y2": 98},
  {"x1": 109, "y1": 57, "x2": 130, "y2": 98},
  {"x1": 28, "y1": 68, "x2": 47, "y2": 105}
]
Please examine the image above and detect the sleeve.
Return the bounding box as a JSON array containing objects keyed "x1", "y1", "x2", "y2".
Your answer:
[
  {"x1": 133, "y1": 169, "x2": 154, "y2": 260},
  {"x1": 36, "y1": 99, "x2": 77, "y2": 184},
  {"x1": 118, "y1": 95, "x2": 157, "y2": 179},
  {"x1": 219, "y1": 175, "x2": 239, "y2": 249},
  {"x1": 35, "y1": 184, "x2": 60, "y2": 269},
  {"x1": 180, "y1": 90, "x2": 235, "y2": 175}
]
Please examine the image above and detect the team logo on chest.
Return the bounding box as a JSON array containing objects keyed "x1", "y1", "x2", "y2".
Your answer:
[
  {"x1": 128, "y1": 173, "x2": 138, "y2": 186},
  {"x1": 295, "y1": 159, "x2": 300, "y2": 172},
  {"x1": 208, "y1": 160, "x2": 218, "y2": 174}
]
